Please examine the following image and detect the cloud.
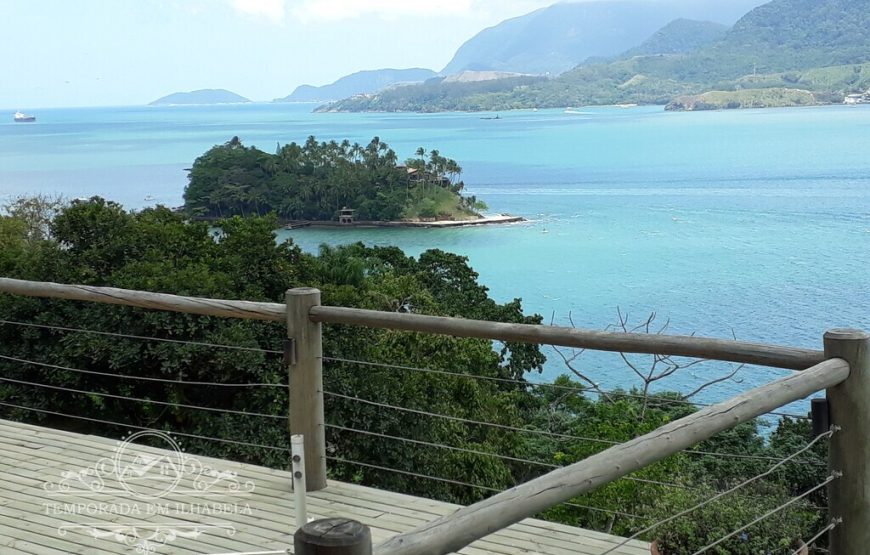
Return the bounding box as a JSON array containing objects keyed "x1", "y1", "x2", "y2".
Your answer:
[
  {"x1": 225, "y1": 0, "x2": 558, "y2": 25},
  {"x1": 230, "y1": 0, "x2": 287, "y2": 23},
  {"x1": 289, "y1": 0, "x2": 475, "y2": 23}
]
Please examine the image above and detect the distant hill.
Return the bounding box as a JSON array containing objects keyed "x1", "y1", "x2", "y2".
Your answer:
[
  {"x1": 686, "y1": 0, "x2": 870, "y2": 80},
  {"x1": 317, "y1": 75, "x2": 546, "y2": 113},
  {"x1": 275, "y1": 68, "x2": 437, "y2": 102},
  {"x1": 149, "y1": 89, "x2": 250, "y2": 105},
  {"x1": 620, "y1": 19, "x2": 727, "y2": 57},
  {"x1": 441, "y1": 0, "x2": 766, "y2": 76},
  {"x1": 321, "y1": 0, "x2": 870, "y2": 113},
  {"x1": 529, "y1": 0, "x2": 870, "y2": 106}
]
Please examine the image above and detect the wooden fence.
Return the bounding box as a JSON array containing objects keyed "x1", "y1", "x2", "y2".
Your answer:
[{"x1": 0, "y1": 277, "x2": 866, "y2": 554}]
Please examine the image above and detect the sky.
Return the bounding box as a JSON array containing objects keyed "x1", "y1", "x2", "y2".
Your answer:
[
  {"x1": 4, "y1": 0, "x2": 768, "y2": 109},
  {"x1": 3, "y1": 0, "x2": 560, "y2": 108}
]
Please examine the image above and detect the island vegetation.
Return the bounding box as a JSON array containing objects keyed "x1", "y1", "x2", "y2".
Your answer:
[
  {"x1": 183, "y1": 136, "x2": 486, "y2": 222},
  {"x1": 1, "y1": 196, "x2": 830, "y2": 552}
]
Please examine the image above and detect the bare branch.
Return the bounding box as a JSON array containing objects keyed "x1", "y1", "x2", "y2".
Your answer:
[
  {"x1": 656, "y1": 316, "x2": 671, "y2": 335},
  {"x1": 553, "y1": 345, "x2": 613, "y2": 403},
  {"x1": 619, "y1": 351, "x2": 648, "y2": 382},
  {"x1": 684, "y1": 364, "x2": 745, "y2": 399}
]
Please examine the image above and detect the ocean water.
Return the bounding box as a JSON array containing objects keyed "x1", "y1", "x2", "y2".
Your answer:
[{"x1": 2, "y1": 102, "x2": 869, "y2": 408}]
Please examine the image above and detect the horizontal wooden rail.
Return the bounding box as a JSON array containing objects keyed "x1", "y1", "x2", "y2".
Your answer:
[
  {"x1": 0, "y1": 278, "x2": 826, "y2": 369},
  {"x1": 374, "y1": 358, "x2": 850, "y2": 555},
  {"x1": 310, "y1": 306, "x2": 825, "y2": 370},
  {"x1": 0, "y1": 277, "x2": 286, "y2": 321}
]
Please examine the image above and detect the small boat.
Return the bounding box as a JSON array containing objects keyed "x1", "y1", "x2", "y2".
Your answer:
[
  {"x1": 14, "y1": 111, "x2": 36, "y2": 122},
  {"x1": 144, "y1": 195, "x2": 156, "y2": 201}
]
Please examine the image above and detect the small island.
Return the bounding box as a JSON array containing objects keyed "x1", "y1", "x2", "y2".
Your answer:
[
  {"x1": 183, "y1": 136, "x2": 519, "y2": 227},
  {"x1": 149, "y1": 89, "x2": 251, "y2": 106}
]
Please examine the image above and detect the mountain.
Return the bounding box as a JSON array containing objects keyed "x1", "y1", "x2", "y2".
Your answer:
[
  {"x1": 149, "y1": 89, "x2": 250, "y2": 105},
  {"x1": 275, "y1": 68, "x2": 437, "y2": 102},
  {"x1": 441, "y1": 0, "x2": 767, "y2": 76},
  {"x1": 532, "y1": 0, "x2": 870, "y2": 105},
  {"x1": 690, "y1": 0, "x2": 870, "y2": 80},
  {"x1": 323, "y1": 0, "x2": 870, "y2": 113},
  {"x1": 620, "y1": 19, "x2": 727, "y2": 57}
]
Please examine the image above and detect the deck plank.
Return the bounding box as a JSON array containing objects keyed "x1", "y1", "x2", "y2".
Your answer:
[{"x1": 0, "y1": 419, "x2": 649, "y2": 555}]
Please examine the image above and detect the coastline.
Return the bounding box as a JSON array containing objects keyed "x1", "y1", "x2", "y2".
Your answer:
[{"x1": 283, "y1": 214, "x2": 524, "y2": 229}]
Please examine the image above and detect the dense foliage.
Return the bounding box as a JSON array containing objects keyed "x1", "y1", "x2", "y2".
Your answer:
[
  {"x1": 183, "y1": 136, "x2": 477, "y2": 222},
  {"x1": 0, "y1": 199, "x2": 829, "y2": 551}
]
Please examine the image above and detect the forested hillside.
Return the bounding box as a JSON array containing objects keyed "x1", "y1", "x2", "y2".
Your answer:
[
  {"x1": 320, "y1": 75, "x2": 546, "y2": 113},
  {"x1": 697, "y1": 0, "x2": 870, "y2": 79},
  {"x1": 620, "y1": 19, "x2": 727, "y2": 57},
  {"x1": 326, "y1": 0, "x2": 870, "y2": 112}
]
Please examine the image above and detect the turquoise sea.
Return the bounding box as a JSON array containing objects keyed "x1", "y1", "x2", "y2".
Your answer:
[{"x1": 2, "y1": 103, "x2": 869, "y2": 408}]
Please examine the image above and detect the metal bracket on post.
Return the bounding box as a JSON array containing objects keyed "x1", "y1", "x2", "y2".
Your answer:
[
  {"x1": 283, "y1": 339, "x2": 297, "y2": 367},
  {"x1": 811, "y1": 397, "x2": 830, "y2": 437},
  {"x1": 291, "y1": 434, "x2": 307, "y2": 531}
]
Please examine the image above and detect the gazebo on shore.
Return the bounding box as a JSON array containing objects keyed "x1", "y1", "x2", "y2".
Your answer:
[{"x1": 339, "y1": 207, "x2": 355, "y2": 224}]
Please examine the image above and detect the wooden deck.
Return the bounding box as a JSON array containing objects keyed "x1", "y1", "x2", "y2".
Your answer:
[{"x1": 0, "y1": 419, "x2": 649, "y2": 555}]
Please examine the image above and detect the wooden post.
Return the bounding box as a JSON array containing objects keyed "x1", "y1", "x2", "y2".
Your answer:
[
  {"x1": 295, "y1": 518, "x2": 371, "y2": 555},
  {"x1": 287, "y1": 288, "x2": 327, "y2": 491},
  {"x1": 825, "y1": 329, "x2": 870, "y2": 553}
]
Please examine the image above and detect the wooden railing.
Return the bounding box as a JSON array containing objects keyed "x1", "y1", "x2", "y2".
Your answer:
[{"x1": 0, "y1": 277, "x2": 867, "y2": 554}]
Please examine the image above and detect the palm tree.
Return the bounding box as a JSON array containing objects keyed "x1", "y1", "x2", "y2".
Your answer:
[
  {"x1": 383, "y1": 148, "x2": 398, "y2": 167},
  {"x1": 445, "y1": 159, "x2": 458, "y2": 185},
  {"x1": 351, "y1": 143, "x2": 363, "y2": 163}
]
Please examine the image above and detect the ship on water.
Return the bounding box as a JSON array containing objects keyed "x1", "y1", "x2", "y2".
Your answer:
[{"x1": 14, "y1": 111, "x2": 36, "y2": 122}]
